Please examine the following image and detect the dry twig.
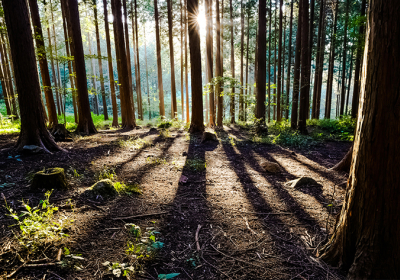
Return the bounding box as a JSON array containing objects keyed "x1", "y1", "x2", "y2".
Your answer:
[{"x1": 195, "y1": 224, "x2": 202, "y2": 251}]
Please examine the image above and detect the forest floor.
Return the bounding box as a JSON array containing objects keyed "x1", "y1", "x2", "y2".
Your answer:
[{"x1": 0, "y1": 124, "x2": 351, "y2": 280}]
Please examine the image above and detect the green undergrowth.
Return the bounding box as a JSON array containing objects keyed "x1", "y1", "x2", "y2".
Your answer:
[
  {"x1": 185, "y1": 158, "x2": 207, "y2": 171},
  {"x1": 118, "y1": 137, "x2": 152, "y2": 150},
  {"x1": 0, "y1": 113, "x2": 20, "y2": 134},
  {"x1": 4, "y1": 190, "x2": 72, "y2": 253}
]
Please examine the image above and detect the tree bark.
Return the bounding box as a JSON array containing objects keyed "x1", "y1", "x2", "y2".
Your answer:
[
  {"x1": 285, "y1": 0, "x2": 293, "y2": 120},
  {"x1": 351, "y1": 0, "x2": 366, "y2": 119},
  {"x1": 87, "y1": 29, "x2": 99, "y2": 116},
  {"x1": 316, "y1": 1, "x2": 326, "y2": 119},
  {"x1": 64, "y1": 0, "x2": 97, "y2": 134},
  {"x1": 93, "y1": 1, "x2": 108, "y2": 120},
  {"x1": 154, "y1": 0, "x2": 165, "y2": 117},
  {"x1": 187, "y1": 0, "x2": 204, "y2": 132},
  {"x1": 291, "y1": 0, "x2": 302, "y2": 129},
  {"x1": 298, "y1": 0, "x2": 310, "y2": 134},
  {"x1": 273, "y1": 4, "x2": 277, "y2": 121},
  {"x1": 3, "y1": 0, "x2": 62, "y2": 152},
  {"x1": 28, "y1": 0, "x2": 58, "y2": 127},
  {"x1": 102, "y1": 0, "x2": 119, "y2": 127},
  {"x1": 167, "y1": 0, "x2": 178, "y2": 119},
  {"x1": 255, "y1": 0, "x2": 266, "y2": 121},
  {"x1": 321, "y1": 1, "x2": 400, "y2": 278}
]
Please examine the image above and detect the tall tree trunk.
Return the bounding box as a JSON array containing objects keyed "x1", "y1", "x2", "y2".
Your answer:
[
  {"x1": 324, "y1": 1, "x2": 338, "y2": 119},
  {"x1": 64, "y1": 0, "x2": 97, "y2": 134},
  {"x1": 345, "y1": 47, "x2": 354, "y2": 115},
  {"x1": 0, "y1": 43, "x2": 11, "y2": 116},
  {"x1": 229, "y1": 0, "x2": 235, "y2": 124},
  {"x1": 244, "y1": 11, "x2": 249, "y2": 122},
  {"x1": 316, "y1": 2, "x2": 326, "y2": 119},
  {"x1": 273, "y1": 5, "x2": 277, "y2": 121},
  {"x1": 340, "y1": 0, "x2": 350, "y2": 116},
  {"x1": 154, "y1": 0, "x2": 165, "y2": 117},
  {"x1": 112, "y1": 0, "x2": 135, "y2": 128},
  {"x1": 281, "y1": 13, "x2": 286, "y2": 119},
  {"x1": 46, "y1": 11, "x2": 61, "y2": 116},
  {"x1": 321, "y1": 1, "x2": 400, "y2": 277},
  {"x1": 291, "y1": 0, "x2": 302, "y2": 129},
  {"x1": 133, "y1": 0, "x2": 143, "y2": 120},
  {"x1": 312, "y1": 0, "x2": 324, "y2": 119},
  {"x1": 285, "y1": 0, "x2": 293, "y2": 120},
  {"x1": 268, "y1": 0, "x2": 272, "y2": 122},
  {"x1": 239, "y1": 0, "x2": 244, "y2": 121},
  {"x1": 255, "y1": 0, "x2": 266, "y2": 121},
  {"x1": 50, "y1": 0, "x2": 63, "y2": 115},
  {"x1": 180, "y1": 0, "x2": 184, "y2": 122},
  {"x1": 27, "y1": 0, "x2": 58, "y2": 127},
  {"x1": 307, "y1": 0, "x2": 315, "y2": 119},
  {"x1": 167, "y1": 0, "x2": 178, "y2": 119},
  {"x1": 60, "y1": 0, "x2": 78, "y2": 123},
  {"x1": 187, "y1": 0, "x2": 204, "y2": 132},
  {"x1": 206, "y1": 0, "x2": 215, "y2": 126},
  {"x1": 185, "y1": 0, "x2": 189, "y2": 123},
  {"x1": 102, "y1": 0, "x2": 118, "y2": 127},
  {"x1": 144, "y1": 24, "x2": 151, "y2": 120},
  {"x1": 3, "y1": 0, "x2": 61, "y2": 152},
  {"x1": 0, "y1": 33, "x2": 18, "y2": 119},
  {"x1": 298, "y1": 0, "x2": 310, "y2": 134},
  {"x1": 351, "y1": 0, "x2": 366, "y2": 119},
  {"x1": 216, "y1": 0, "x2": 223, "y2": 126},
  {"x1": 88, "y1": 30, "x2": 99, "y2": 116},
  {"x1": 93, "y1": 1, "x2": 108, "y2": 120},
  {"x1": 277, "y1": 0, "x2": 283, "y2": 122},
  {"x1": 122, "y1": 0, "x2": 134, "y2": 119}
]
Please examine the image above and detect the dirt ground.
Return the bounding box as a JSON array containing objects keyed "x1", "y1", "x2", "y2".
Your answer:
[{"x1": 0, "y1": 126, "x2": 351, "y2": 280}]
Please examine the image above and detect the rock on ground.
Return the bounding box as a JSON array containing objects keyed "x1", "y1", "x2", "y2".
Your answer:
[
  {"x1": 84, "y1": 179, "x2": 117, "y2": 199},
  {"x1": 261, "y1": 161, "x2": 282, "y2": 173},
  {"x1": 286, "y1": 177, "x2": 321, "y2": 189}
]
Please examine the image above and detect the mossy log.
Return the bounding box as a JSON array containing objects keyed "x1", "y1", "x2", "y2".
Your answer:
[{"x1": 31, "y1": 167, "x2": 68, "y2": 190}]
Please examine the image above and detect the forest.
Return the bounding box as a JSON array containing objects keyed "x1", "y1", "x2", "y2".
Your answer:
[{"x1": 0, "y1": 0, "x2": 398, "y2": 279}]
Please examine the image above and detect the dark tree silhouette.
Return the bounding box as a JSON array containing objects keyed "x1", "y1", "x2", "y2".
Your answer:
[
  {"x1": 3, "y1": 0, "x2": 62, "y2": 152},
  {"x1": 321, "y1": 1, "x2": 400, "y2": 277},
  {"x1": 255, "y1": 0, "x2": 266, "y2": 121}
]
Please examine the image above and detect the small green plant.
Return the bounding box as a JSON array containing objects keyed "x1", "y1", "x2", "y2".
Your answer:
[
  {"x1": 159, "y1": 129, "x2": 171, "y2": 139},
  {"x1": 4, "y1": 191, "x2": 71, "y2": 252},
  {"x1": 125, "y1": 224, "x2": 164, "y2": 261},
  {"x1": 97, "y1": 167, "x2": 117, "y2": 181},
  {"x1": 102, "y1": 261, "x2": 135, "y2": 278},
  {"x1": 146, "y1": 156, "x2": 167, "y2": 165},
  {"x1": 186, "y1": 158, "x2": 207, "y2": 171},
  {"x1": 60, "y1": 247, "x2": 85, "y2": 271},
  {"x1": 114, "y1": 182, "x2": 142, "y2": 195},
  {"x1": 157, "y1": 118, "x2": 173, "y2": 129}
]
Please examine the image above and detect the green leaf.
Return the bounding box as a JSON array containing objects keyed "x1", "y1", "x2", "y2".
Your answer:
[{"x1": 158, "y1": 273, "x2": 180, "y2": 279}]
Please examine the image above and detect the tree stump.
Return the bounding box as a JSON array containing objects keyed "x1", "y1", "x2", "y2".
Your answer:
[
  {"x1": 31, "y1": 167, "x2": 68, "y2": 190},
  {"x1": 51, "y1": 124, "x2": 73, "y2": 142}
]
